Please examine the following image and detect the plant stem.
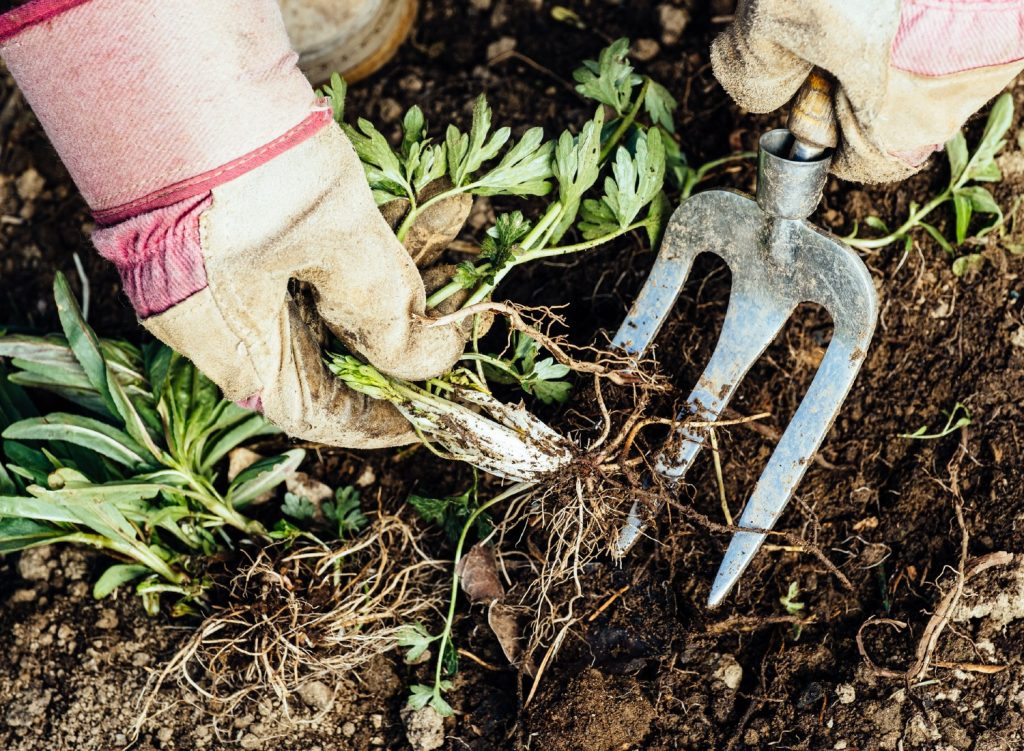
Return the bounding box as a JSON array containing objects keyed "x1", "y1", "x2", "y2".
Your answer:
[
  {"x1": 600, "y1": 79, "x2": 650, "y2": 164},
  {"x1": 431, "y1": 482, "x2": 534, "y2": 706},
  {"x1": 63, "y1": 532, "x2": 186, "y2": 585},
  {"x1": 846, "y1": 190, "x2": 951, "y2": 250}
]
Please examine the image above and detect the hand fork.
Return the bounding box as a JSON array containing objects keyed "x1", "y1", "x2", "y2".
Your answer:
[{"x1": 611, "y1": 73, "x2": 879, "y2": 607}]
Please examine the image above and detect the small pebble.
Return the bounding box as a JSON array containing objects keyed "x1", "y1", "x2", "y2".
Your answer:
[
  {"x1": 399, "y1": 74, "x2": 423, "y2": 93},
  {"x1": 631, "y1": 38, "x2": 660, "y2": 62},
  {"x1": 836, "y1": 683, "x2": 856, "y2": 705},
  {"x1": 341, "y1": 721, "x2": 356, "y2": 737},
  {"x1": 486, "y1": 36, "x2": 516, "y2": 61},
  {"x1": 96, "y1": 608, "x2": 119, "y2": 630},
  {"x1": 15, "y1": 168, "x2": 45, "y2": 202},
  {"x1": 657, "y1": 4, "x2": 690, "y2": 45},
  {"x1": 370, "y1": 713, "x2": 383, "y2": 730},
  {"x1": 370, "y1": 736, "x2": 385, "y2": 747},
  {"x1": 378, "y1": 98, "x2": 403, "y2": 124},
  {"x1": 297, "y1": 680, "x2": 333, "y2": 712},
  {"x1": 156, "y1": 727, "x2": 173, "y2": 743}
]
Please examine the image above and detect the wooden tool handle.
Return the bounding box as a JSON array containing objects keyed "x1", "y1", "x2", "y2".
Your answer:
[{"x1": 786, "y1": 69, "x2": 838, "y2": 153}]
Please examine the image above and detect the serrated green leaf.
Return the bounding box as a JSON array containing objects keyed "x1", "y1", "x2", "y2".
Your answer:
[
  {"x1": 396, "y1": 622, "x2": 435, "y2": 663},
  {"x1": 644, "y1": 80, "x2": 677, "y2": 133},
  {"x1": 349, "y1": 118, "x2": 414, "y2": 199},
  {"x1": 316, "y1": 72, "x2": 347, "y2": 123},
  {"x1": 475, "y1": 127, "x2": 553, "y2": 197},
  {"x1": 93, "y1": 563, "x2": 150, "y2": 599},
  {"x1": 282, "y1": 492, "x2": 315, "y2": 521},
  {"x1": 573, "y1": 38, "x2": 641, "y2": 115},
  {"x1": 549, "y1": 108, "x2": 605, "y2": 242},
  {"x1": 449, "y1": 96, "x2": 511, "y2": 187},
  {"x1": 525, "y1": 378, "x2": 573, "y2": 405},
  {"x1": 407, "y1": 684, "x2": 434, "y2": 711}
]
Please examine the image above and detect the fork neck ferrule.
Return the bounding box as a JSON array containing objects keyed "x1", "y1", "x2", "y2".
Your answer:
[{"x1": 756, "y1": 129, "x2": 831, "y2": 221}]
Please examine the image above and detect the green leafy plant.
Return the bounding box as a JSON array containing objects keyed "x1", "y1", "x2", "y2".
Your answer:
[
  {"x1": 399, "y1": 481, "x2": 524, "y2": 717},
  {"x1": 898, "y1": 402, "x2": 972, "y2": 440},
  {"x1": 0, "y1": 274, "x2": 301, "y2": 613},
  {"x1": 320, "y1": 39, "x2": 760, "y2": 480},
  {"x1": 846, "y1": 93, "x2": 1013, "y2": 260},
  {"x1": 779, "y1": 580, "x2": 806, "y2": 639}
]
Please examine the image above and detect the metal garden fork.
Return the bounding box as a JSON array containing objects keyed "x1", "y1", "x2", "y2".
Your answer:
[{"x1": 611, "y1": 73, "x2": 879, "y2": 607}]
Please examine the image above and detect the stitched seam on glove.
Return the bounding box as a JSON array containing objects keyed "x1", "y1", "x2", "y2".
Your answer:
[
  {"x1": 93, "y1": 108, "x2": 332, "y2": 226},
  {"x1": 0, "y1": 0, "x2": 91, "y2": 40}
]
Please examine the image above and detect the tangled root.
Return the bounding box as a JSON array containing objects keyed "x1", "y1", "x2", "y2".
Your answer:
[
  {"x1": 135, "y1": 511, "x2": 443, "y2": 734},
  {"x1": 497, "y1": 463, "x2": 638, "y2": 663}
]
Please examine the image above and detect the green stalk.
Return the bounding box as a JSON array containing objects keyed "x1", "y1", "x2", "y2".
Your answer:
[
  {"x1": 600, "y1": 79, "x2": 650, "y2": 164},
  {"x1": 429, "y1": 482, "x2": 533, "y2": 710},
  {"x1": 397, "y1": 185, "x2": 475, "y2": 243},
  {"x1": 163, "y1": 467, "x2": 265, "y2": 537},
  {"x1": 61, "y1": 531, "x2": 186, "y2": 585},
  {"x1": 845, "y1": 190, "x2": 951, "y2": 251}
]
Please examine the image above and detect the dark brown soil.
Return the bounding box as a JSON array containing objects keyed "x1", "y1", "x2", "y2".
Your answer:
[{"x1": 3, "y1": 1, "x2": 1024, "y2": 750}]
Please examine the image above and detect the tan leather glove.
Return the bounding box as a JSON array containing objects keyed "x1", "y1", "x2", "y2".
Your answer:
[
  {"x1": 712, "y1": 0, "x2": 1024, "y2": 183},
  {"x1": 0, "y1": 0, "x2": 467, "y2": 448}
]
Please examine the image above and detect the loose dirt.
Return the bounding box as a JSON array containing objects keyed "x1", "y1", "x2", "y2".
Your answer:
[{"x1": 3, "y1": 1, "x2": 1024, "y2": 750}]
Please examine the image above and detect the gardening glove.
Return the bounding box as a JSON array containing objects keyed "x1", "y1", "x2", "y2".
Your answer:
[
  {"x1": 712, "y1": 0, "x2": 1024, "y2": 183},
  {"x1": 0, "y1": 0, "x2": 467, "y2": 448}
]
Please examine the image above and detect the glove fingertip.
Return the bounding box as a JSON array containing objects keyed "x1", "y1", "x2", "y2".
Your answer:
[{"x1": 710, "y1": 28, "x2": 811, "y2": 114}]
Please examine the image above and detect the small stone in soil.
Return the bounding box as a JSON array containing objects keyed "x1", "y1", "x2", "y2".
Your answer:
[
  {"x1": 297, "y1": 680, "x2": 333, "y2": 712},
  {"x1": 658, "y1": 4, "x2": 690, "y2": 45},
  {"x1": 96, "y1": 608, "x2": 119, "y2": 630},
  {"x1": 341, "y1": 721, "x2": 356, "y2": 737},
  {"x1": 402, "y1": 706, "x2": 446, "y2": 751},
  {"x1": 487, "y1": 36, "x2": 516, "y2": 61},
  {"x1": 631, "y1": 38, "x2": 660, "y2": 62}
]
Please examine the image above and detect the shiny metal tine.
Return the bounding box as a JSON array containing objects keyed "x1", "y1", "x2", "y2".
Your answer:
[
  {"x1": 611, "y1": 242, "x2": 698, "y2": 357},
  {"x1": 613, "y1": 278, "x2": 795, "y2": 555},
  {"x1": 707, "y1": 328, "x2": 869, "y2": 607}
]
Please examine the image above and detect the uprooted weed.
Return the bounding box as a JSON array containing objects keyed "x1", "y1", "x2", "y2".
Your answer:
[{"x1": 135, "y1": 509, "x2": 444, "y2": 735}]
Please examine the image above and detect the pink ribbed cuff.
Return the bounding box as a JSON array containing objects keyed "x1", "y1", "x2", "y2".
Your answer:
[
  {"x1": 893, "y1": 0, "x2": 1024, "y2": 76},
  {"x1": 0, "y1": 0, "x2": 322, "y2": 215},
  {"x1": 92, "y1": 193, "x2": 212, "y2": 318}
]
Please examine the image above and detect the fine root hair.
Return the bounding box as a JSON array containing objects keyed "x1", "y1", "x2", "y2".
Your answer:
[{"x1": 135, "y1": 511, "x2": 444, "y2": 735}]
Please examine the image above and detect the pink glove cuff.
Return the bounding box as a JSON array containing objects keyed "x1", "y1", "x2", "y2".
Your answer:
[
  {"x1": 893, "y1": 0, "x2": 1024, "y2": 76},
  {"x1": 0, "y1": 0, "x2": 327, "y2": 220},
  {"x1": 91, "y1": 193, "x2": 212, "y2": 317}
]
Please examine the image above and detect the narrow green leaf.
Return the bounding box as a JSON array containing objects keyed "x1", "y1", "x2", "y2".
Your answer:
[
  {"x1": 946, "y1": 132, "x2": 968, "y2": 185},
  {"x1": 978, "y1": 92, "x2": 1014, "y2": 157},
  {"x1": 93, "y1": 563, "x2": 151, "y2": 599},
  {"x1": 953, "y1": 192, "x2": 972, "y2": 244},
  {"x1": 3, "y1": 414, "x2": 151, "y2": 469},
  {"x1": 919, "y1": 222, "x2": 954, "y2": 255},
  {"x1": 53, "y1": 272, "x2": 116, "y2": 415},
  {"x1": 227, "y1": 449, "x2": 305, "y2": 508},
  {"x1": 0, "y1": 516, "x2": 67, "y2": 553}
]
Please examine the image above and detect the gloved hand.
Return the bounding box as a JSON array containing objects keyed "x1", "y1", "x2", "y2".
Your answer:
[
  {"x1": 0, "y1": 0, "x2": 467, "y2": 448},
  {"x1": 712, "y1": 0, "x2": 1024, "y2": 183}
]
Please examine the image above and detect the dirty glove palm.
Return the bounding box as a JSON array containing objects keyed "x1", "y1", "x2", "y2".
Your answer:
[
  {"x1": 0, "y1": 0, "x2": 464, "y2": 447},
  {"x1": 713, "y1": 0, "x2": 1024, "y2": 183}
]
